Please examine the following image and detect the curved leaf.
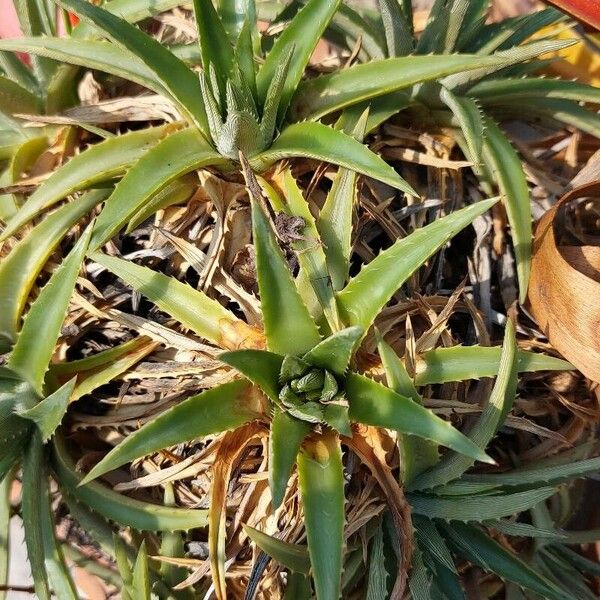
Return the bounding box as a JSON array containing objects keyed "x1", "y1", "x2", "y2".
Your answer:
[
  {"x1": 52, "y1": 434, "x2": 209, "y2": 531},
  {"x1": 346, "y1": 373, "x2": 492, "y2": 464},
  {"x1": 80, "y1": 379, "x2": 262, "y2": 484},
  {"x1": 57, "y1": 0, "x2": 209, "y2": 131},
  {"x1": 22, "y1": 434, "x2": 78, "y2": 600},
  {"x1": 257, "y1": 0, "x2": 342, "y2": 120},
  {"x1": 297, "y1": 433, "x2": 344, "y2": 600},
  {"x1": 303, "y1": 326, "x2": 363, "y2": 376},
  {"x1": 442, "y1": 522, "x2": 570, "y2": 600},
  {"x1": 0, "y1": 125, "x2": 171, "y2": 242},
  {"x1": 481, "y1": 117, "x2": 530, "y2": 303},
  {"x1": 219, "y1": 349, "x2": 283, "y2": 402},
  {"x1": 410, "y1": 320, "x2": 518, "y2": 491},
  {"x1": 0, "y1": 38, "x2": 164, "y2": 95},
  {"x1": 290, "y1": 54, "x2": 515, "y2": 121},
  {"x1": 251, "y1": 196, "x2": 321, "y2": 355},
  {"x1": 415, "y1": 346, "x2": 572, "y2": 385},
  {"x1": 90, "y1": 128, "x2": 224, "y2": 248},
  {"x1": 0, "y1": 74, "x2": 42, "y2": 116},
  {"x1": 377, "y1": 332, "x2": 438, "y2": 486},
  {"x1": 0, "y1": 190, "x2": 105, "y2": 352},
  {"x1": 253, "y1": 122, "x2": 415, "y2": 194},
  {"x1": 337, "y1": 198, "x2": 498, "y2": 331},
  {"x1": 18, "y1": 378, "x2": 76, "y2": 443},
  {"x1": 8, "y1": 224, "x2": 92, "y2": 394},
  {"x1": 408, "y1": 488, "x2": 555, "y2": 522},
  {"x1": 91, "y1": 253, "x2": 260, "y2": 349},
  {"x1": 269, "y1": 407, "x2": 310, "y2": 509},
  {"x1": 244, "y1": 525, "x2": 311, "y2": 575}
]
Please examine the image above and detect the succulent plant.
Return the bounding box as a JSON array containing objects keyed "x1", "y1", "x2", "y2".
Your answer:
[{"x1": 1, "y1": 1, "x2": 600, "y2": 599}]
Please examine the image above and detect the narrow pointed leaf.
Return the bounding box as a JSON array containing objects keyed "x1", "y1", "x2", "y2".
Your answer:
[
  {"x1": 8, "y1": 225, "x2": 92, "y2": 394},
  {"x1": 220, "y1": 349, "x2": 283, "y2": 402},
  {"x1": 18, "y1": 378, "x2": 76, "y2": 443},
  {"x1": 346, "y1": 373, "x2": 493, "y2": 464},
  {"x1": 90, "y1": 128, "x2": 224, "y2": 248},
  {"x1": 290, "y1": 54, "x2": 522, "y2": 121},
  {"x1": 338, "y1": 198, "x2": 498, "y2": 331},
  {"x1": 269, "y1": 407, "x2": 310, "y2": 509},
  {"x1": 52, "y1": 434, "x2": 209, "y2": 531},
  {"x1": 378, "y1": 333, "x2": 438, "y2": 486},
  {"x1": 284, "y1": 572, "x2": 312, "y2": 599},
  {"x1": 440, "y1": 87, "x2": 484, "y2": 165},
  {"x1": 0, "y1": 470, "x2": 11, "y2": 600},
  {"x1": 56, "y1": 0, "x2": 208, "y2": 131},
  {"x1": 261, "y1": 171, "x2": 341, "y2": 330},
  {"x1": 0, "y1": 38, "x2": 164, "y2": 95},
  {"x1": 442, "y1": 522, "x2": 570, "y2": 600},
  {"x1": 415, "y1": 346, "x2": 572, "y2": 385},
  {"x1": 131, "y1": 542, "x2": 151, "y2": 600},
  {"x1": 80, "y1": 379, "x2": 262, "y2": 484},
  {"x1": 243, "y1": 525, "x2": 311, "y2": 575},
  {"x1": 481, "y1": 117, "x2": 530, "y2": 303},
  {"x1": 0, "y1": 126, "x2": 171, "y2": 242},
  {"x1": 414, "y1": 516, "x2": 457, "y2": 574},
  {"x1": 257, "y1": 0, "x2": 342, "y2": 119},
  {"x1": 217, "y1": 0, "x2": 253, "y2": 41},
  {"x1": 252, "y1": 122, "x2": 415, "y2": 194},
  {"x1": 0, "y1": 190, "x2": 106, "y2": 352},
  {"x1": 408, "y1": 488, "x2": 555, "y2": 522},
  {"x1": 317, "y1": 111, "x2": 366, "y2": 291},
  {"x1": 193, "y1": 0, "x2": 234, "y2": 85},
  {"x1": 297, "y1": 433, "x2": 344, "y2": 600},
  {"x1": 22, "y1": 434, "x2": 78, "y2": 600},
  {"x1": 92, "y1": 253, "x2": 259, "y2": 349},
  {"x1": 303, "y1": 326, "x2": 363, "y2": 376},
  {"x1": 377, "y1": 0, "x2": 414, "y2": 57},
  {"x1": 251, "y1": 197, "x2": 321, "y2": 355},
  {"x1": 411, "y1": 320, "x2": 518, "y2": 491}
]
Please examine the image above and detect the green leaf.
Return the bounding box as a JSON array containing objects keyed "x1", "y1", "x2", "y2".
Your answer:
[
  {"x1": 414, "y1": 346, "x2": 572, "y2": 385},
  {"x1": 408, "y1": 549, "x2": 433, "y2": 600},
  {"x1": 261, "y1": 170, "x2": 341, "y2": 330},
  {"x1": 414, "y1": 516, "x2": 457, "y2": 574},
  {"x1": 302, "y1": 326, "x2": 363, "y2": 376},
  {"x1": 470, "y1": 77, "x2": 600, "y2": 105},
  {"x1": 220, "y1": 349, "x2": 283, "y2": 402},
  {"x1": 269, "y1": 407, "x2": 310, "y2": 509},
  {"x1": 253, "y1": 121, "x2": 415, "y2": 194},
  {"x1": 8, "y1": 224, "x2": 92, "y2": 394},
  {"x1": 290, "y1": 53, "x2": 519, "y2": 121},
  {"x1": 377, "y1": 332, "x2": 439, "y2": 486},
  {"x1": 410, "y1": 320, "x2": 518, "y2": 491},
  {"x1": 366, "y1": 521, "x2": 388, "y2": 599},
  {"x1": 131, "y1": 542, "x2": 151, "y2": 600},
  {"x1": 257, "y1": 0, "x2": 342, "y2": 120},
  {"x1": 90, "y1": 128, "x2": 224, "y2": 248},
  {"x1": 0, "y1": 469, "x2": 11, "y2": 600},
  {"x1": 217, "y1": 0, "x2": 253, "y2": 41},
  {"x1": 56, "y1": 0, "x2": 209, "y2": 131},
  {"x1": 92, "y1": 253, "x2": 254, "y2": 348},
  {"x1": 317, "y1": 111, "x2": 366, "y2": 291},
  {"x1": 377, "y1": 0, "x2": 414, "y2": 57},
  {"x1": 18, "y1": 378, "x2": 76, "y2": 443},
  {"x1": 461, "y1": 455, "x2": 600, "y2": 488},
  {"x1": 408, "y1": 487, "x2": 556, "y2": 522},
  {"x1": 346, "y1": 373, "x2": 493, "y2": 464},
  {"x1": 0, "y1": 190, "x2": 105, "y2": 354},
  {"x1": 337, "y1": 198, "x2": 498, "y2": 331},
  {"x1": 22, "y1": 433, "x2": 78, "y2": 600},
  {"x1": 80, "y1": 379, "x2": 261, "y2": 484},
  {"x1": 0, "y1": 37, "x2": 164, "y2": 96},
  {"x1": 52, "y1": 433, "x2": 208, "y2": 531},
  {"x1": 481, "y1": 117, "x2": 530, "y2": 303},
  {"x1": 297, "y1": 433, "x2": 344, "y2": 600},
  {"x1": 244, "y1": 525, "x2": 311, "y2": 575},
  {"x1": 0, "y1": 74, "x2": 42, "y2": 116},
  {"x1": 0, "y1": 125, "x2": 171, "y2": 242},
  {"x1": 284, "y1": 572, "x2": 312, "y2": 599},
  {"x1": 486, "y1": 520, "x2": 565, "y2": 540},
  {"x1": 440, "y1": 87, "x2": 484, "y2": 164},
  {"x1": 251, "y1": 196, "x2": 321, "y2": 355},
  {"x1": 193, "y1": 0, "x2": 234, "y2": 97},
  {"x1": 442, "y1": 522, "x2": 570, "y2": 600},
  {"x1": 0, "y1": 49, "x2": 38, "y2": 95}
]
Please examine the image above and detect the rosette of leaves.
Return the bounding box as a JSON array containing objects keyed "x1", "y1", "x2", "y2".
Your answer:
[
  {"x1": 66, "y1": 158, "x2": 587, "y2": 599},
  {"x1": 0, "y1": 0, "x2": 565, "y2": 356},
  {"x1": 288, "y1": 0, "x2": 600, "y2": 304}
]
